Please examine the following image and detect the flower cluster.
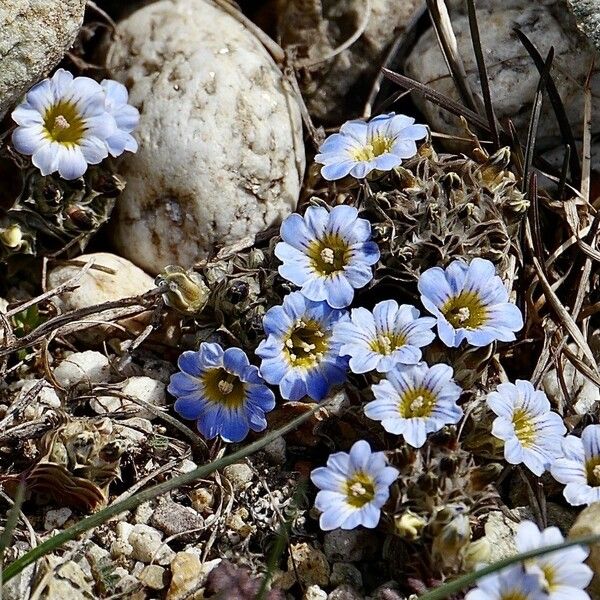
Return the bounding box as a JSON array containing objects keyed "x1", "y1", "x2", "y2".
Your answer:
[
  {"x1": 314, "y1": 113, "x2": 427, "y2": 180},
  {"x1": 466, "y1": 521, "x2": 592, "y2": 600},
  {"x1": 12, "y1": 68, "x2": 139, "y2": 180}
]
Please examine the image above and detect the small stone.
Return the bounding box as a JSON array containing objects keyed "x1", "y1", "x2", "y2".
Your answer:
[
  {"x1": 330, "y1": 563, "x2": 362, "y2": 590},
  {"x1": 304, "y1": 585, "x2": 328, "y2": 600},
  {"x1": 18, "y1": 379, "x2": 61, "y2": 408},
  {"x1": 44, "y1": 507, "x2": 72, "y2": 530},
  {"x1": 150, "y1": 500, "x2": 205, "y2": 541},
  {"x1": 569, "y1": 502, "x2": 600, "y2": 597},
  {"x1": 112, "y1": 566, "x2": 143, "y2": 596},
  {"x1": 105, "y1": 0, "x2": 304, "y2": 274},
  {"x1": 176, "y1": 459, "x2": 198, "y2": 473},
  {"x1": 190, "y1": 487, "x2": 215, "y2": 514},
  {"x1": 327, "y1": 585, "x2": 363, "y2": 600},
  {"x1": 53, "y1": 351, "x2": 111, "y2": 388},
  {"x1": 261, "y1": 436, "x2": 287, "y2": 464},
  {"x1": 224, "y1": 507, "x2": 253, "y2": 540},
  {"x1": 134, "y1": 501, "x2": 156, "y2": 525},
  {"x1": 0, "y1": 0, "x2": 87, "y2": 116},
  {"x1": 128, "y1": 524, "x2": 175, "y2": 565},
  {"x1": 167, "y1": 552, "x2": 202, "y2": 600},
  {"x1": 47, "y1": 252, "x2": 155, "y2": 341},
  {"x1": 324, "y1": 529, "x2": 378, "y2": 562},
  {"x1": 110, "y1": 537, "x2": 133, "y2": 559},
  {"x1": 568, "y1": 0, "x2": 600, "y2": 53},
  {"x1": 1, "y1": 542, "x2": 35, "y2": 600},
  {"x1": 288, "y1": 543, "x2": 330, "y2": 588},
  {"x1": 91, "y1": 376, "x2": 166, "y2": 420},
  {"x1": 481, "y1": 510, "x2": 520, "y2": 563},
  {"x1": 371, "y1": 582, "x2": 406, "y2": 600},
  {"x1": 222, "y1": 463, "x2": 254, "y2": 491},
  {"x1": 140, "y1": 565, "x2": 167, "y2": 590}
]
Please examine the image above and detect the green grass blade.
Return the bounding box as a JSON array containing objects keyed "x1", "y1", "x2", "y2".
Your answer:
[
  {"x1": 1, "y1": 405, "x2": 319, "y2": 583},
  {"x1": 418, "y1": 533, "x2": 600, "y2": 600}
]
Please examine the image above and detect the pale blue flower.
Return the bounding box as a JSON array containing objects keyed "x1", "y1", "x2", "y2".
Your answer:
[
  {"x1": 12, "y1": 69, "x2": 116, "y2": 180},
  {"x1": 465, "y1": 565, "x2": 548, "y2": 600},
  {"x1": 310, "y1": 440, "x2": 399, "y2": 530},
  {"x1": 101, "y1": 79, "x2": 139, "y2": 157},
  {"x1": 418, "y1": 258, "x2": 523, "y2": 348},
  {"x1": 333, "y1": 300, "x2": 436, "y2": 373},
  {"x1": 551, "y1": 425, "x2": 600, "y2": 506},
  {"x1": 168, "y1": 342, "x2": 275, "y2": 443},
  {"x1": 256, "y1": 291, "x2": 349, "y2": 401},
  {"x1": 315, "y1": 113, "x2": 428, "y2": 180},
  {"x1": 365, "y1": 362, "x2": 463, "y2": 448},
  {"x1": 516, "y1": 520, "x2": 593, "y2": 600},
  {"x1": 487, "y1": 380, "x2": 566, "y2": 476},
  {"x1": 275, "y1": 205, "x2": 379, "y2": 309}
]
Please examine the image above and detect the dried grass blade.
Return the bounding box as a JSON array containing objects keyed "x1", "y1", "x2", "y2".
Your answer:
[
  {"x1": 466, "y1": 0, "x2": 500, "y2": 147},
  {"x1": 532, "y1": 257, "x2": 599, "y2": 373},
  {"x1": 426, "y1": 0, "x2": 478, "y2": 112},
  {"x1": 515, "y1": 28, "x2": 582, "y2": 187},
  {"x1": 522, "y1": 48, "x2": 554, "y2": 195},
  {"x1": 382, "y1": 69, "x2": 490, "y2": 132}
]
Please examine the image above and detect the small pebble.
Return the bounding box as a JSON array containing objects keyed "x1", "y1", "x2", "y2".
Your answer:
[
  {"x1": 330, "y1": 563, "x2": 362, "y2": 590},
  {"x1": 140, "y1": 564, "x2": 167, "y2": 590},
  {"x1": 44, "y1": 508, "x2": 72, "y2": 530},
  {"x1": 304, "y1": 585, "x2": 328, "y2": 600},
  {"x1": 222, "y1": 462, "x2": 253, "y2": 490},
  {"x1": 53, "y1": 351, "x2": 111, "y2": 388}
]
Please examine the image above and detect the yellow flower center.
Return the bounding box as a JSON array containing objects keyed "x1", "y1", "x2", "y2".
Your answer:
[
  {"x1": 307, "y1": 233, "x2": 350, "y2": 276},
  {"x1": 43, "y1": 100, "x2": 86, "y2": 146},
  {"x1": 202, "y1": 367, "x2": 246, "y2": 409},
  {"x1": 284, "y1": 319, "x2": 329, "y2": 369},
  {"x1": 398, "y1": 387, "x2": 437, "y2": 418},
  {"x1": 351, "y1": 136, "x2": 393, "y2": 161},
  {"x1": 369, "y1": 332, "x2": 407, "y2": 355},
  {"x1": 500, "y1": 591, "x2": 529, "y2": 600},
  {"x1": 585, "y1": 457, "x2": 600, "y2": 486},
  {"x1": 441, "y1": 291, "x2": 488, "y2": 329},
  {"x1": 345, "y1": 471, "x2": 375, "y2": 508},
  {"x1": 512, "y1": 408, "x2": 536, "y2": 447}
]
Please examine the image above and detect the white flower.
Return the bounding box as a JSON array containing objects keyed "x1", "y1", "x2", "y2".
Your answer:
[
  {"x1": 365, "y1": 362, "x2": 463, "y2": 448},
  {"x1": 487, "y1": 380, "x2": 566, "y2": 476},
  {"x1": 551, "y1": 424, "x2": 600, "y2": 506},
  {"x1": 11, "y1": 69, "x2": 138, "y2": 180},
  {"x1": 465, "y1": 565, "x2": 548, "y2": 600},
  {"x1": 516, "y1": 520, "x2": 593, "y2": 600},
  {"x1": 310, "y1": 440, "x2": 399, "y2": 530},
  {"x1": 333, "y1": 300, "x2": 436, "y2": 373},
  {"x1": 101, "y1": 79, "x2": 139, "y2": 157}
]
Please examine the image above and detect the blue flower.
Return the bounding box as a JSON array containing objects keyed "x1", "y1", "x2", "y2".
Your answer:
[
  {"x1": 418, "y1": 258, "x2": 523, "y2": 348},
  {"x1": 551, "y1": 425, "x2": 600, "y2": 506},
  {"x1": 333, "y1": 300, "x2": 436, "y2": 373},
  {"x1": 314, "y1": 113, "x2": 428, "y2": 180},
  {"x1": 168, "y1": 342, "x2": 276, "y2": 443},
  {"x1": 487, "y1": 380, "x2": 565, "y2": 476},
  {"x1": 101, "y1": 79, "x2": 139, "y2": 157},
  {"x1": 365, "y1": 362, "x2": 463, "y2": 448},
  {"x1": 275, "y1": 205, "x2": 380, "y2": 309},
  {"x1": 256, "y1": 291, "x2": 349, "y2": 401},
  {"x1": 310, "y1": 440, "x2": 399, "y2": 530}
]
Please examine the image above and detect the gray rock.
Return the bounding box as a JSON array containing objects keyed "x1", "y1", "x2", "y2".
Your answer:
[
  {"x1": 140, "y1": 564, "x2": 167, "y2": 590},
  {"x1": 304, "y1": 585, "x2": 328, "y2": 600},
  {"x1": 279, "y1": 0, "x2": 423, "y2": 123},
  {"x1": 405, "y1": 0, "x2": 600, "y2": 149},
  {"x1": 150, "y1": 500, "x2": 205, "y2": 541},
  {"x1": 0, "y1": 0, "x2": 86, "y2": 116},
  {"x1": 1, "y1": 542, "x2": 35, "y2": 600},
  {"x1": 327, "y1": 585, "x2": 363, "y2": 600},
  {"x1": 128, "y1": 523, "x2": 175, "y2": 565},
  {"x1": 330, "y1": 563, "x2": 363, "y2": 590},
  {"x1": 568, "y1": 0, "x2": 600, "y2": 53},
  {"x1": 324, "y1": 529, "x2": 377, "y2": 562},
  {"x1": 44, "y1": 507, "x2": 72, "y2": 530},
  {"x1": 222, "y1": 463, "x2": 254, "y2": 491},
  {"x1": 105, "y1": 0, "x2": 304, "y2": 274}
]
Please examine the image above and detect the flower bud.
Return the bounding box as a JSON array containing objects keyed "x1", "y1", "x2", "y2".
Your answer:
[
  {"x1": 394, "y1": 510, "x2": 427, "y2": 541},
  {"x1": 0, "y1": 224, "x2": 23, "y2": 249},
  {"x1": 156, "y1": 266, "x2": 210, "y2": 316}
]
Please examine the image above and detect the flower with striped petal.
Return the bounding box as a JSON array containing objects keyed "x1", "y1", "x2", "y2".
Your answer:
[
  {"x1": 333, "y1": 300, "x2": 436, "y2": 373},
  {"x1": 418, "y1": 258, "x2": 523, "y2": 348},
  {"x1": 487, "y1": 380, "x2": 566, "y2": 476},
  {"x1": 465, "y1": 565, "x2": 549, "y2": 600},
  {"x1": 310, "y1": 440, "x2": 399, "y2": 530},
  {"x1": 275, "y1": 205, "x2": 380, "y2": 309},
  {"x1": 314, "y1": 113, "x2": 428, "y2": 180},
  {"x1": 256, "y1": 292, "x2": 349, "y2": 401},
  {"x1": 551, "y1": 424, "x2": 600, "y2": 506},
  {"x1": 516, "y1": 520, "x2": 593, "y2": 600},
  {"x1": 365, "y1": 362, "x2": 463, "y2": 448},
  {"x1": 168, "y1": 342, "x2": 275, "y2": 443},
  {"x1": 11, "y1": 69, "x2": 119, "y2": 180}
]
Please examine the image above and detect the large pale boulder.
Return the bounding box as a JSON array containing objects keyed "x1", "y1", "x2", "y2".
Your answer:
[
  {"x1": 0, "y1": 0, "x2": 86, "y2": 115},
  {"x1": 105, "y1": 0, "x2": 305, "y2": 274},
  {"x1": 405, "y1": 0, "x2": 600, "y2": 148}
]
